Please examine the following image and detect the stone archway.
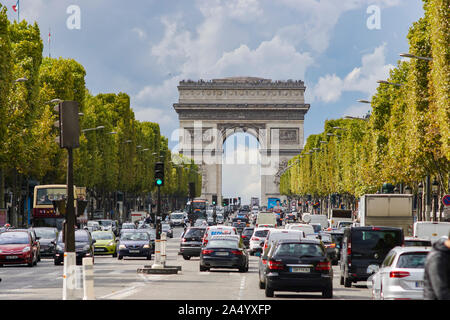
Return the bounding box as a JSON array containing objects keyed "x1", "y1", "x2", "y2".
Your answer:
[{"x1": 173, "y1": 77, "x2": 310, "y2": 207}]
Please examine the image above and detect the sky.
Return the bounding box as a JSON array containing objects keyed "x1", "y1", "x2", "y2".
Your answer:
[{"x1": 2, "y1": 0, "x2": 425, "y2": 204}]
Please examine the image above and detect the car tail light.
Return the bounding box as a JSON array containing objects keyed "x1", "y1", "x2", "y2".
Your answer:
[
  {"x1": 241, "y1": 235, "x2": 247, "y2": 239},
  {"x1": 202, "y1": 249, "x2": 213, "y2": 255},
  {"x1": 325, "y1": 243, "x2": 336, "y2": 249},
  {"x1": 251, "y1": 237, "x2": 260, "y2": 241},
  {"x1": 372, "y1": 227, "x2": 381, "y2": 231},
  {"x1": 390, "y1": 271, "x2": 410, "y2": 278},
  {"x1": 231, "y1": 250, "x2": 243, "y2": 255},
  {"x1": 268, "y1": 260, "x2": 284, "y2": 270},
  {"x1": 315, "y1": 261, "x2": 331, "y2": 271},
  {"x1": 182, "y1": 238, "x2": 187, "y2": 242},
  {"x1": 347, "y1": 242, "x2": 351, "y2": 255},
  {"x1": 262, "y1": 259, "x2": 267, "y2": 265},
  {"x1": 203, "y1": 239, "x2": 208, "y2": 246}
]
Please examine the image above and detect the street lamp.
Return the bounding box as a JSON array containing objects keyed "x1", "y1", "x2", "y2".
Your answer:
[
  {"x1": 344, "y1": 115, "x2": 369, "y2": 121},
  {"x1": 404, "y1": 185, "x2": 412, "y2": 194},
  {"x1": 81, "y1": 125, "x2": 105, "y2": 133},
  {"x1": 14, "y1": 77, "x2": 28, "y2": 83},
  {"x1": 418, "y1": 182, "x2": 424, "y2": 221},
  {"x1": 377, "y1": 80, "x2": 404, "y2": 87},
  {"x1": 432, "y1": 178, "x2": 439, "y2": 222},
  {"x1": 399, "y1": 53, "x2": 433, "y2": 61},
  {"x1": 357, "y1": 99, "x2": 371, "y2": 104},
  {"x1": 45, "y1": 98, "x2": 63, "y2": 104}
]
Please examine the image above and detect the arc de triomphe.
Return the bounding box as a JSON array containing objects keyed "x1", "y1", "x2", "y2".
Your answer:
[{"x1": 173, "y1": 77, "x2": 310, "y2": 207}]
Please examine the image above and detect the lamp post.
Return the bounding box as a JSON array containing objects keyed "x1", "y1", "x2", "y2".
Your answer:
[
  {"x1": 377, "y1": 80, "x2": 404, "y2": 87},
  {"x1": 399, "y1": 53, "x2": 433, "y2": 62},
  {"x1": 418, "y1": 182, "x2": 424, "y2": 221},
  {"x1": 431, "y1": 178, "x2": 439, "y2": 222}
]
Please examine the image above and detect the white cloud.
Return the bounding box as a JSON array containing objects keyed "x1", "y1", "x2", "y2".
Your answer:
[
  {"x1": 312, "y1": 43, "x2": 395, "y2": 103},
  {"x1": 132, "y1": 27, "x2": 146, "y2": 40}
]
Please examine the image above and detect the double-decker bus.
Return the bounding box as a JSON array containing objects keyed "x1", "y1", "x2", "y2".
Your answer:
[
  {"x1": 187, "y1": 198, "x2": 208, "y2": 223},
  {"x1": 33, "y1": 185, "x2": 87, "y2": 230}
]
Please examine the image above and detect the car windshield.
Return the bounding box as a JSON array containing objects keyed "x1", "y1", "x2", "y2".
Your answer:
[
  {"x1": 275, "y1": 243, "x2": 324, "y2": 257},
  {"x1": 404, "y1": 240, "x2": 431, "y2": 247},
  {"x1": 87, "y1": 221, "x2": 99, "y2": 226},
  {"x1": 0, "y1": 232, "x2": 29, "y2": 244},
  {"x1": 121, "y1": 232, "x2": 149, "y2": 241},
  {"x1": 57, "y1": 231, "x2": 89, "y2": 243},
  {"x1": 122, "y1": 224, "x2": 135, "y2": 229},
  {"x1": 92, "y1": 232, "x2": 114, "y2": 240},
  {"x1": 34, "y1": 228, "x2": 57, "y2": 239},
  {"x1": 396, "y1": 252, "x2": 428, "y2": 268},
  {"x1": 243, "y1": 229, "x2": 254, "y2": 236},
  {"x1": 254, "y1": 230, "x2": 269, "y2": 237},
  {"x1": 162, "y1": 224, "x2": 170, "y2": 230},
  {"x1": 312, "y1": 225, "x2": 322, "y2": 233},
  {"x1": 97, "y1": 220, "x2": 112, "y2": 226},
  {"x1": 206, "y1": 240, "x2": 239, "y2": 249},
  {"x1": 184, "y1": 228, "x2": 205, "y2": 238},
  {"x1": 339, "y1": 222, "x2": 353, "y2": 227},
  {"x1": 171, "y1": 214, "x2": 183, "y2": 219}
]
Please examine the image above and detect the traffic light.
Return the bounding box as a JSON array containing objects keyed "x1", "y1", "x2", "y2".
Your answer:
[
  {"x1": 212, "y1": 195, "x2": 217, "y2": 205},
  {"x1": 54, "y1": 101, "x2": 80, "y2": 149},
  {"x1": 223, "y1": 198, "x2": 229, "y2": 206},
  {"x1": 155, "y1": 162, "x2": 164, "y2": 187}
]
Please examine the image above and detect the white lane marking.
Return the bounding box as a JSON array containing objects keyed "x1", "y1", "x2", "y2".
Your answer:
[
  {"x1": 238, "y1": 276, "x2": 246, "y2": 300},
  {"x1": 99, "y1": 282, "x2": 145, "y2": 300}
]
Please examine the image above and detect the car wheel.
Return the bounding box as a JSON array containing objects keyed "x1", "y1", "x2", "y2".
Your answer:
[
  {"x1": 113, "y1": 251, "x2": 117, "y2": 258},
  {"x1": 259, "y1": 279, "x2": 265, "y2": 289},
  {"x1": 147, "y1": 254, "x2": 152, "y2": 260},
  {"x1": 199, "y1": 265, "x2": 209, "y2": 272},
  {"x1": 118, "y1": 255, "x2": 123, "y2": 260},
  {"x1": 182, "y1": 255, "x2": 191, "y2": 260},
  {"x1": 54, "y1": 259, "x2": 61, "y2": 266},
  {"x1": 322, "y1": 284, "x2": 333, "y2": 299},
  {"x1": 37, "y1": 254, "x2": 41, "y2": 262},
  {"x1": 264, "y1": 285, "x2": 274, "y2": 297}
]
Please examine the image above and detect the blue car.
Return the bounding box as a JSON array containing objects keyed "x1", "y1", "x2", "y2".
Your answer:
[{"x1": 117, "y1": 230, "x2": 152, "y2": 260}]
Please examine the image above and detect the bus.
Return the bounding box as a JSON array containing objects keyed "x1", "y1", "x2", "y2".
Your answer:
[
  {"x1": 188, "y1": 198, "x2": 208, "y2": 223},
  {"x1": 33, "y1": 184, "x2": 87, "y2": 230}
]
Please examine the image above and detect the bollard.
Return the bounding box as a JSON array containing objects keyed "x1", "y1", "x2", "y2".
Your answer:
[
  {"x1": 63, "y1": 252, "x2": 76, "y2": 300},
  {"x1": 161, "y1": 232, "x2": 167, "y2": 266},
  {"x1": 152, "y1": 238, "x2": 163, "y2": 269},
  {"x1": 82, "y1": 257, "x2": 95, "y2": 300}
]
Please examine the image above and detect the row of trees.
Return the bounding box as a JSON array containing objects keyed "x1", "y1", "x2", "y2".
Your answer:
[
  {"x1": 0, "y1": 6, "x2": 201, "y2": 226},
  {"x1": 280, "y1": 0, "x2": 449, "y2": 220}
]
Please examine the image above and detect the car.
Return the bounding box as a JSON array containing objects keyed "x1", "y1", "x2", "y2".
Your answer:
[
  {"x1": 232, "y1": 221, "x2": 247, "y2": 234},
  {"x1": 258, "y1": 229, "x2": 306, "y2": 290},
  {"x1": 339, "y1": 226, "x2": 404, "y2": 288},
  {"x1": 161, "y1": 223, "x2": 173, "y2": 238},
  {"x1": 121, "y1": 222, "x2": 136, "y2": 230},
  {"x1": 249, "y1": 227, "x2": 271, "y2": 256},
  {"x1": 371, "y1": 246, "x2": 431, "y2": 300},
  {"x1": 241, "y1": 227, "x2": 254, "y2": 248},
  {"x1": 285, "y1": 223, "x2": 315, "y2": 236},
  {"x1": 199, "y1": 235, "x2": 249, "y2": 272},
  {"x1": 216, "y1": 213, "x2": 224, "y2": 224},
  {"x1": 169, "y1": 212, "x2": 185, "y2": 227},
  {"x1": 34, "y1": 227, "x2": 58, "y2": 258},
  {"x1": 117, "y1": 230, "x2": 153, "y2": 260},
  {"x1": 206, "y1": 214, "x2": 215, "y2": 226},
  {"x1": 194, "y1": 219, "x2": 208, "y2": 227},
  {"x1": 403, "y1": 237, "x2": 432, "y2": 247},
  {"x1": 92, "y1": 231, "x2": 118, "y2": 257},
  {"x1": 179, "y1": 227, "x2": 207, "y2": 260},
  {"x1": 0, "y1": 230, "x2": 39, "y2": 267},
  {"x1": 262, "y1": 239, "x2": 333, "y2": 298},
  {"x1": 285, "y1": 212, "x2": 297, "y2": 223},
  {"x1": 96, "y1": 219, "x2": 119, "y2": 236},
  {"x1": 202, "y1": 226, "x2": 238, "y2": 247},
  {"x1": 15, "y1": 228, "x2": 41, "y2": 262},
  {"x1": 324, "y1": 230, "x2": 344, "y2": 265},
  {"x1": 86, "y1": 221, "x2": 101, "y2": 233},
  {"x1": 316, "y1": 232, "x2": 337, "y2": 263},
  {"x1": 54, "y1": 229, "x2": 95, "y2": 265}
]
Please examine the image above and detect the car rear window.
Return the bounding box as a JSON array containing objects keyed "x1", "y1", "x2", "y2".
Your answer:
[
  {"x1": 396, "y1": 252, "x2": 428, "y2": 269},
  {"x1": 352, "y1": 230, "x2": 402, "y2": 254},
  {"x1": 404, "y1": 240, "x2": 431, "y2": 247},
  {"x1": 184, "y1": 228, "x2": 205, "y2": 238},
  {"x1": 274, "y1": 243, "x2": 324, "y2": 257},
  {"x1": 243, "y1": 229, "x2": 254, "y2": 236},
  {"x1": 254, "y1": 230, "x2": 269, "y2": 237},
  {"x1": 206, "y1": 240, "x2": 239, "y2": 249}
]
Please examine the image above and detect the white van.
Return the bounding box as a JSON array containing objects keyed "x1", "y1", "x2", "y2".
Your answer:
[
  {"x1": 256, "y1": 212, "x2": 277, "y2": 228},
  {"x1": 302, "y1": 213, "x2": 329, "y2": 229},
  {"x1": 169, "y1": 212, "x2": 185, "y2": 227},
  {"x1": 285, "y1": 223, "x2": 315, "y2": 236},
  {"x1": 202, "y1": 225, "x2": 238, "y2": 247},
  {"x1": 413, "y1": 221, "x2": 450, "y2": 243}
]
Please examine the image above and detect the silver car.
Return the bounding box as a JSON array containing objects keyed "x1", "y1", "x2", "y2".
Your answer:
[{"x1": 371, "y1": 246, "x2": 431, "y2": 300}]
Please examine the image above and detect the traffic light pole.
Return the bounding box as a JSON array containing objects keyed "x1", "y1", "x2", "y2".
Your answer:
[{"x1": 152, "y1": 184, "x2": 163, "y2": 269}]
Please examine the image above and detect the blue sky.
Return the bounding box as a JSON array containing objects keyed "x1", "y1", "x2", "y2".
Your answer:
[{"x1": 3, "y1": 0, "x2": 425, "y2": 204}]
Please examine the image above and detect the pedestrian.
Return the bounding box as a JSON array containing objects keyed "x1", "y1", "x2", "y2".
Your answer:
[{"x1": 423, "y1": 232, "x2": 450, "y2": 300}]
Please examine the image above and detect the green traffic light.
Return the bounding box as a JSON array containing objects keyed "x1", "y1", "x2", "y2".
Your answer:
[{"x1": 156, "y1": 179, "x2": 163, "y2": 185}]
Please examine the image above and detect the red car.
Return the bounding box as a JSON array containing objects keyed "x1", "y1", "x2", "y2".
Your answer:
[{"x1": 0, "y1": 230, "x2": 38, "y2": 267}]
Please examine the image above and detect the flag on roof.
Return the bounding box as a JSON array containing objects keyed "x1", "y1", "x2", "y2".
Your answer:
[{"x1": 12, "y1": 0, "x2": 19, "y2": 12}]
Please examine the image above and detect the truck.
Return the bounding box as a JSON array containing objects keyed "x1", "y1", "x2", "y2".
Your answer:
[
  {"x1": 255, "y1": 212, "x2": 277, "y2": 228},
  {"x1": 330, "y1": 209, "x2": 353, "y2": 229},
  {"x1": 413, "y1": 221, "x2": 450, "y2": 243},
  {"x1": 131, "y1": 211, "x2": 147, "y2": 223},
  {"x1": 358, "y1": 194, "x2": 414, "y2": 236},
  {"x1": 251, "y1": 197, "x2": 259, "y2": 208},
  {"x1": 301, "y1": 213, "x2": 329, "y2": 230}
]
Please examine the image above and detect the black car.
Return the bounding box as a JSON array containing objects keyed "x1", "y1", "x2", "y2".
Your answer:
[
  {"x1": 199, "y1": 235, "x2": 249, "y2": 272},
  {"x1": 323, "y1": 230, "x2": 344, "y2": 265},
  {"x1": 54, "y1": 229, "x2": 95, "y2": 265},
  {"x1": 263, "y1": 239, "x2": 333, "y2": 298},
  {"x1": 232, "y1": 221, "x2": 247, "y2": 234},
  {"x1": 339, "y1": 226, "x2": 403, "y2": 287},
  {"x1": 34, "y1": 227, "x2": 58, "y2": 258},
  {"x1": 117, "y1": 230, "x2": 152, "y2": 260},
  {"x1": 179, "y1": 227, "x2": 206, "y2": 260},
  {"x1": 241, "y1": 227, "x2": 254, "y2": 248},
  {"x1": 161, "y1": 223, "x2": 173, "y2": 238}
]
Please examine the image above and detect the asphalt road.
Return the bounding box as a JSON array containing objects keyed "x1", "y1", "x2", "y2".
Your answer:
[{"x1": 0, "y1": 225, "x2": 372, "y2": 300}]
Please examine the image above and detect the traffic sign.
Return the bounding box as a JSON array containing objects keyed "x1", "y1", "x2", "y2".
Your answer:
[{"x1": 442, "y1": 194, "x2": 450, "y2": 207}]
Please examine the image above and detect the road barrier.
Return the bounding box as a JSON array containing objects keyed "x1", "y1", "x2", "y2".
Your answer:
[
  {"x1": 62, "y1": 252, "x2": 76, "y2": 300},
  {"x1": 82, "y1": 257, "x2": 95, "y2": 300}
]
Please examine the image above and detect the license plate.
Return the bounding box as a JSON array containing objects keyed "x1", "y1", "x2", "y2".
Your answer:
[
  {"x1": 415, "y1": 281, "x2": 424, "y2": 288},
  {"x1": 6, "y1": 256, "x2": 18, "y2": 260},
  {"x1": 291, "y1": 267, "x2": 310, "y2": 273},
  {"x1": 129, "y1": 250, "x2": 140, "y2": 253},
  {"x1": 215, "y1": 252, "x2": 229, "y2": 256},
  {"x1": 95, "y1": 248, "x2": 105, "y2": 251}
]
